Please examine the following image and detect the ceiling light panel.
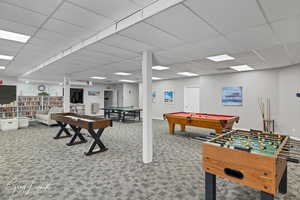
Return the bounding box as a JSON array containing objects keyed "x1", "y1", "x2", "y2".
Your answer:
[
  {"x1": 152, "y1": 66, "x2": 170, "y2": 70},
  {"x1": 115, "y1": 72, "x2": 132, "y2": 76},
  {"x1": 90, "y1": 76, "x2": 106, "y2": 80},
  {"x1": 206, "y1": 54, "x2": 235, "y2": 62},
  {"x1": 152, "y1": 77, "x2": 162, "y2": 80},
  {"x1": 177, "y1": 72, "x2": 198, "y2": 76},
  {"x1": 230, "y1": 65, "x2": 254, "y2": 71},
  {"x1": 0, "y1": 54, "x2": 13, "y2": 60},
  {"x1": 0, "y1": 29, "x2": 31, "y2": 43},
  {"x1": 0, "y1": 66, "x2": 6, "y2": 70},
  {"x1": 119, "y1": 79, "x2": 136, "y2": 83}
]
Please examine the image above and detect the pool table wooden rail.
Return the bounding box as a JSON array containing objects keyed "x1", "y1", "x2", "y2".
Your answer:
[{"x1": 163, "y1": 112, "x2": 239, "y2": 135}]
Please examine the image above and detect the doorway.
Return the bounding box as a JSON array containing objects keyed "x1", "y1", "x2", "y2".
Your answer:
[
  {"x1": 104, "y1": 90, "x2": 113, "y2": 108},
  {"x1": 184, "y1": 86, "x2": 200, "y2": 113}
]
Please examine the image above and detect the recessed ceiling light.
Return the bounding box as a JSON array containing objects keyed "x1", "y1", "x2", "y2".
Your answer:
[
  {"x1": 152, "y1": 66, "x2": 170, "y2": 71},
  {"x1": 25, "y1": 80, "x2": 30, "y2": 84},
  {"x1": 206, "y1": 54, "x2": 235, "y2": 62},
  {"x1": 152, "y1": 77, "x2": 162, "y2": 80},
  {"x1": 90, "y1": 76, "x2": 106, "y2": 80},
  {"x1": 230, "y1": 65, "x2": 254, "y2": 72},
  {"x1": 59, "y1": 83, "x2": 63, "y2": 86},
  {"x1": 0, "y1": 66, "x2": 6, "y2": 70},
  {"x1": 0, "y1": 29, "x2": 31, "y2": 43},
  {"x1": 119, "y1": 79, "x2": 136, "y2": 83},
  {"x1": 177, "y1": 72, "x2": 199, "y2": 77},
  {"x1": 0, "y1": 54, "x2": 14, "y2": 60},
  {"x1": 114, "y1": 72, "x2": 132, "y2": 76}
]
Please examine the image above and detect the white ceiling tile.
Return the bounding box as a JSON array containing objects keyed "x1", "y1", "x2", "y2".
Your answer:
[
  {"x1": 0, "y1": 2, "x2": 47, "y2": 27},
  {"x1": 102, "y1": 34, "x2": 158, "y2": 52},
  {"x1": 259, "y1": 0, "x2": 300, "y2": 22},
  {"x1": 155, "y1": 36, "x2": 239, "y2": 64},
  {"x1": 42, "y1": 18, "x2": 87, "y2": 40},
  {"x1": 130, "y1": 0, "x2": 157, "y2": 7},
  {"x1": 87, "y1": 42, "x2": 138, "y2": 59},
  {"x1": 146, "y1": 4, "x2": 219, "y2": 43},
  {"x1": 286, "y1": 42, "x2": 300, "y2": 63},
  {"x1": 272, "y1": 16, "x2": 300, "y2": 44},
  {"x1": 226, "y1": 25, "x2": 280, "y2": 51},
  {"x1": 0, "y1": 60, "x2": 10, "y2": 66},
  {"x1": 0, "y1": 18, "x2": 38, "y2": 36},
  {"x1": 1, "y1": 0, "x2": 63, "y2": 16},
  {"x1": 184, "y1": 0, "x2": 266, "y2": 34},
  {"x1": 0, "y1": 39, "x2": 23, "y2": 54},
  {"x1": 230, "y1": 51, "x2": 265, "y2": 65},
  {"x1": 119, "y1": 22, "x2": 184, "y2": 49},
  {"x1": 34, "y1": 29, "x2": 70, "y2": 46},
  {"x1": 53, "y1": 2, "x2": 113, "y2": 32},
  {"x1": 68, "y1": 0, "x2": 139, "y2": 20},
  {"x1": 256, "y1": 45, "x2": 292, "y2": 68}
]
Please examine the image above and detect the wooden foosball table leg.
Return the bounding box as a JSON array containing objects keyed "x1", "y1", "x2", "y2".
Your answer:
[
  {"x1": 260, "y1": 192, "x2": 274, "y2": 200},
  {"x1": 205, "y1": 172, "x2": 216, "y2": 200},
  {"x1": 279, "y1": 166, "x2": 287, "y2": 194}
]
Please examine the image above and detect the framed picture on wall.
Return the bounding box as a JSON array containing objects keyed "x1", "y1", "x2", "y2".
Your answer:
[
  {"x1": 152, "y1": 91, "x2": 156, "y2": 103},
  {"x1": 222, "y1": 87, "x2": 243, "y2": 106},
  {"x1": 164, "y1": 90, "x2": 174, "y2": 104},
  {"x1": 88, "y1": 91, "x2": 100, "y2": 96}
]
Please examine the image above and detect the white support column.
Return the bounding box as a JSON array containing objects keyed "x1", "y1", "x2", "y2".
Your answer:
[
  {"x1": 142, "y1": 51, "x2": 153, "y2": 163},
  {"x1": 63, "y1": 76, "x2": 70, "y2": 112}
]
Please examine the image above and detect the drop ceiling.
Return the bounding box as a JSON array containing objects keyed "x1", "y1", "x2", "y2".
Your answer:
[{"x1": 0, "y1": 0, "x2": 299, "y2": 83}]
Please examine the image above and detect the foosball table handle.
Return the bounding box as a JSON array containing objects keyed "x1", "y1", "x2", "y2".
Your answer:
[{"x1": 286, "y1": 157, "x2": 299, "y2": 164}]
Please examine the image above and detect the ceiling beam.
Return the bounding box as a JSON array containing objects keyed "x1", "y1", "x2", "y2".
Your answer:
[{"x1": 21, "y1": 0, "x2": 184, "y2": 77}]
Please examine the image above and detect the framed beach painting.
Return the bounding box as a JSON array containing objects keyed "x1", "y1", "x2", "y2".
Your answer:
[
  {"x1": 222, "y1": 87, "x2": 243, "y2": 106},
  {"x1": 164, "y1": 90, "x2": 174, "y2": 104}
]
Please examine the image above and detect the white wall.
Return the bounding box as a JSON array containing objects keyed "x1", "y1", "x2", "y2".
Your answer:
[
  {"x1": 0, "y1": 79, "x2": 116, "y2": 116},
  {"x1": 83, "y1": 84, "x2": 105, "y2": 115},
  {"x1": 123, "y1": 83, "x2": 139, "y2": 107},
  {"x1": 139, "y1": 65, "x2": 300, "y2": 137},
  {"x1": 278, "y1": 66, "x2": 300, "y2": 135},
  {"x1": 116, "y1": 84, "x2": 124, "y2": 107},
  {"x1": 17, "y1": 83, "x2": 63, "y2": 96}
]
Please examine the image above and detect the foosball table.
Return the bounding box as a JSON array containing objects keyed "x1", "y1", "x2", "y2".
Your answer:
[{"x1": 202, "y1": 129, "x2": 300, "y2": 200}]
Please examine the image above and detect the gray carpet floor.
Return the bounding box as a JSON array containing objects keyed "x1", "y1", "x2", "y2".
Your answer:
[{"x1": 0, "y1": 120, "x2": 299, "y2": 200}]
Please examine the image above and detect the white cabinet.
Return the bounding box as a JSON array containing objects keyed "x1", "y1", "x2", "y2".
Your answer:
[{"x1": 0, "y1": 118, "x2": 18, "y2": 131}]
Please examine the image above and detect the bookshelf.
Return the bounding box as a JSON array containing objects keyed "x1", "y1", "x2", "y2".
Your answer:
[
  {"x1": 0, "y1": 106, "x2": 18, "y2": 118},
  {"x1": 42, "y1": 96, "x2": 64, "y2": 110},
  {"x1": 0, "y1": 96, "x2": 64, "y2": 119},
  {"x1": 18, "y1": 96, "x2": 43, "y2": 118}
]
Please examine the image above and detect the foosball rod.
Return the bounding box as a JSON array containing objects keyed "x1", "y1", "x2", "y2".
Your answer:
[
  {"x1": 278, "y1": 156, "x2": 300, "y2": 163},
  {"x1": 279, "y1": 151, "x2": 300, "y2": 156},
  {"x1": 228, "y1": 132, "x2": 283, "y2": 140}
]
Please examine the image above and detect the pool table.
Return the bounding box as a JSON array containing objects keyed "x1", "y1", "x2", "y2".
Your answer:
[{"x1": 163, "y1": 112, "x2": 239, "y2": 135}]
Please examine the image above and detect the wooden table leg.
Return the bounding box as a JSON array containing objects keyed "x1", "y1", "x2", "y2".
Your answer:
[
  {"x1": 205, "y1": 172, "x2": 216, "y2": 200},
  {"x1": 180, "y1": 124, "x2": 186, "y2": 132},
  {"x1": 168, "y1": 122, "x2": 175, "y2": 135},
  {"x1": 54, "y1": 121, "x2": 72, "y2": 139}
]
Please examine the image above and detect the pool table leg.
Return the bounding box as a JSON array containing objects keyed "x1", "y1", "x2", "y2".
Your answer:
[
  {"x1": 181, "y1": 125, "x2": 186, "y2": 132},
  {"x1": 215, "y1": 128, "x2": 222, "y2": 135},
  {"x1": 168, "y1": 122, "x2": 175, "y2": 135}
]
